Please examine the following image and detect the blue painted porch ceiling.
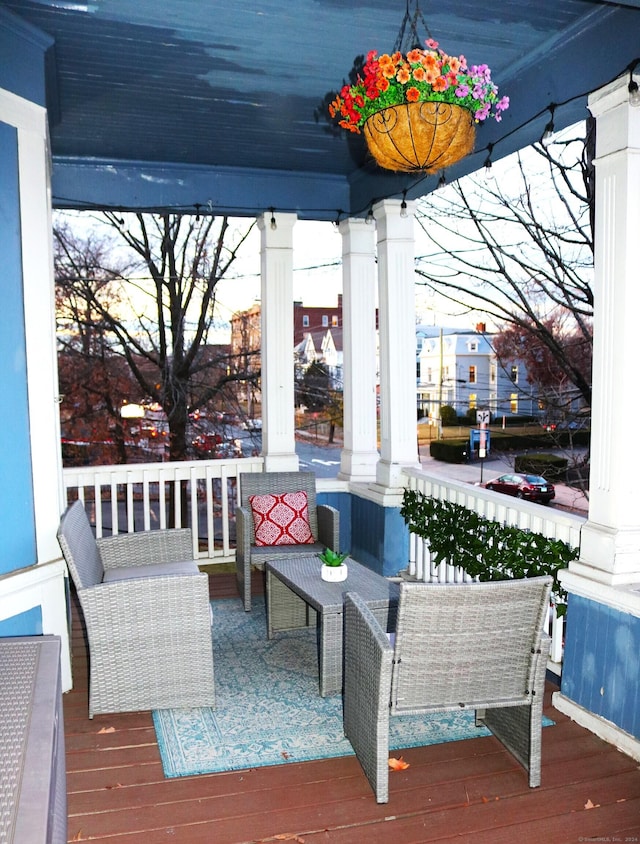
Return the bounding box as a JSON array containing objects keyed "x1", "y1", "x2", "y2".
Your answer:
[{"x1": 3, "y1": 0, "x2": 640, "y2": 218}]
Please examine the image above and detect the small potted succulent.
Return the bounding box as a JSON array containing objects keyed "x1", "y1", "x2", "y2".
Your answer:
[{"x1": 319, "y1": 549, "x2": 349, "y2": 582}]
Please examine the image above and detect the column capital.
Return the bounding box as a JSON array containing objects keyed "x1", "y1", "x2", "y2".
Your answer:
[
  {"x1": 338, "y1": 216, "x2": 376, "y2": 253},
  {"x1": 588, "y1": 73, "x2": 640, "y2": 154},
  {"x1": 372, "y1": 197, "x2": 416, "y2": 241},
  {"x1": 257, "y1": 210, "x2": 297, "y2": 245}
]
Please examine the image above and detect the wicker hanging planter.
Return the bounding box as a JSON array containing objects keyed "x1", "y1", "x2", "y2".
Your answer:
[
  {"x1": 327, "y1": 24, "x2": 508, "y2": 176},
  {"x1": 363, "y1": 101, "x2": 475, "y2": 173}
]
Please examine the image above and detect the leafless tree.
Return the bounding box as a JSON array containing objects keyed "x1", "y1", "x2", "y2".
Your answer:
[
  {"x1": 54, "y1": 213, "x2": 256, "y2": 462},
  {"x1": 414, "y1": 121, "x2": 594, "y2": 416}
]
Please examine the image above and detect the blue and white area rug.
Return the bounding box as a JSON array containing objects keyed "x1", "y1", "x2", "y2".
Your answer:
[{"x1": 153, "y1": 597, "x2": 551, "y2": 778}]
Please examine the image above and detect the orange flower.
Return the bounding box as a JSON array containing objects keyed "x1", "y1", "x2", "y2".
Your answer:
[
  {"x1": 424, "y1": 67, "x2": 440, "y2": 84},
  {"x1": 432, "y1": 75, "x2": 448, "y2": 92},
  {"x1": 422, "y1": 54, "x2": 439, "y2": 70},
  {"x1": 448, "y1": 56, "x2": 461, "y2": 73},
  {"x1": 380, "y1": 62, "x2": 397, "y2": 80},
  {"x1": 396, "y1": 66, "x2": 411, "y2": 85},
  {"x1": 412, "y1": 66, "x2": 426, "y2": 82},
  {"x1": 406, "y1": 86, "x2": 420, "y2": 102},
  {"x1": 407, "y1": 48, "x2": 423, "y2": 64},
  {"x1": 378, "y1": 76, "x2": 390, "y2": 92},
  {"x1": 328, "y1": 96, "x2": 342, "y2": 118},
  {"x1": 391, "y1": 51, "x2": 403, "y2": 64}
]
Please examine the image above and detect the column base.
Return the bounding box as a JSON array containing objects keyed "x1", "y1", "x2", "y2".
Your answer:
[
  {"x1": 579, "y1": 520, "x2": 640, "y2": 584},
  {"x1": 375, "y1": 459, "x2": 420, "y2": 491},
  {"x1": 338, "y1": 450, "x2": 379, "y2": 483},
  {"x1": 263, "y1": 454, "x2": 299, "y2": 473}
]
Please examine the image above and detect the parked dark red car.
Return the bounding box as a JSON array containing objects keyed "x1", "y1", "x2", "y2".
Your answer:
[{"x1": 485, "y1": 473, "x2": 555, "y2": 504}]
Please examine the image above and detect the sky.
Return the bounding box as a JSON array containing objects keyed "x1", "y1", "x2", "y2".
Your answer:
[
  {"x1": 54, "y1": 124, "x2": 586, "y2": 345},
  {"x1": 213, "y1": 219, "x2": 344, "y2": 324},
  {"x1": 53, "y1": 209, "x2": 486, "y2": 345}
]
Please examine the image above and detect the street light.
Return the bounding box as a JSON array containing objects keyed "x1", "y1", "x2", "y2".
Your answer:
[{"x1": 120, "y1": 403, "x2": 145, "y2": 419}]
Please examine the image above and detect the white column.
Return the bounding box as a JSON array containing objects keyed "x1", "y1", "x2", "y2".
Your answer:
[
  {"x1": 258, "y1": 211, "x2": 299, "y2": 472},
  {"x1": 569, "y1": 75, "x2": 640, "y2": 586},
  {"x1": 338, "y1": 218, "x2": 379, "y2": 482},
  {"x1": 373, "y1": 198, "x2": 420, "y2": 491},
  {"x1": 0, "y1": 87, "x2": 70, "y2": 690},
  {"x1": 18, "y1": 103, "x2": 65, "y2": 564}
]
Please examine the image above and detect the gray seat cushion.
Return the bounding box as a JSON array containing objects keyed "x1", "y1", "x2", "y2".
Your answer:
[{"x1": 102, "y1": 560, "x2": 200, "y2": 582}]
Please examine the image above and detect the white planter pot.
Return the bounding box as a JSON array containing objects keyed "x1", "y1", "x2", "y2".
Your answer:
[{"x1": 321, "y1": 564, "x2": 348, "y2": 582}]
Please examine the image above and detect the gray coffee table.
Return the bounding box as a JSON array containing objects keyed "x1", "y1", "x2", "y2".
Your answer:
[{"x1": 265, "y1": 554, "x2": 399, "y2": 696}]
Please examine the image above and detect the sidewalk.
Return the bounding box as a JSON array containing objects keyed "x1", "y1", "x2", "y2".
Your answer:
[{"x1": 418, "y1": 446, "x2": 589, "y2": 514}]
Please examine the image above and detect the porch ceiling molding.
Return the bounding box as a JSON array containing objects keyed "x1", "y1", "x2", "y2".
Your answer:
[{"x1": 2, "y1": 0, "x2": 640, "y2": 219}]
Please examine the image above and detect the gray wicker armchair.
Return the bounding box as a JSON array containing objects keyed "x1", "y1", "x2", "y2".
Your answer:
[
  {"x1": 344, "y1": 576, "x2": 553, "y2": 802},
  {"x1": 57, "y1": 500, "x2": 215, "y2": 718},
  {"x1": 235, "y1": 471, "x2": 340, "y2": 611}
]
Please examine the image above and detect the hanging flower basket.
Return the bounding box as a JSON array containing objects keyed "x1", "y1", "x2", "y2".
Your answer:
[
  {"x1": 363, "y1": 100, "x2": 475, "y2": 173},
  {"x1": 328, "y1": 39, "x2": 508, "y2": 174}
]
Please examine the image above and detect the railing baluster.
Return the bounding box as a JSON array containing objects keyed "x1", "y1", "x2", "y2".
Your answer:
[
  {"x1": 220, "y1": 466, "x2": 231, "y2": 557},
  {"x1": 142, "y1": 472, "x2": 151, "y2": 531}
]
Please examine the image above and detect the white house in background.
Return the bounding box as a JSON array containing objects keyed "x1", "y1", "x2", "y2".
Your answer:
[
  {"x1": 320, "y1": 327, "x2": 343, "y2": 388},
  {"x1": 295, "y1": 327, "x2": 344, "y2": 391},
  {"x1": 417, "y1": 328, "x2": 542, "y2": 423}
]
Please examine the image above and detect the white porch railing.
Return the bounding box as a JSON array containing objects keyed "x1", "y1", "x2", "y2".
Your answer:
[
  {"x1": 62, "y1": 458, "x2": 585, "y2": 673},
  {"x1": 62, "y1": 456, "x2": 264, "y2": 563},
  {"x1": 402, "y1": 467, "x2": 587, "y2": 674}
]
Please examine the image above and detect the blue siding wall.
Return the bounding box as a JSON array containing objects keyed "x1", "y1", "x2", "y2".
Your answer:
[
  {"x1": 562, "y1": 594, "x2": 640, "y2": 741},
  {"x1": 0, "y1": 606, "x2": 43, "y2": 637},
  {"x1": 0, "y1": 120, "x2": 37, "y2": 575},
  {"x1": 350, "y1": 495, "x2": 409, "y2": 577}
]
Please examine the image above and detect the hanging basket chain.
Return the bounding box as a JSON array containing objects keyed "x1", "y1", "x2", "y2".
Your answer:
[{"x1": 393, "y1": 0, "x2": 433, "y2": 54}]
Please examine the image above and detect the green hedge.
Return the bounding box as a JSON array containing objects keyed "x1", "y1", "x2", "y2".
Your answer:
[
  {"x1": 429, "y1": 439, "x2": 469, "y2": 463},
  {"x1": 430, "y1": 429, "x2": 590, "y2": 463}
]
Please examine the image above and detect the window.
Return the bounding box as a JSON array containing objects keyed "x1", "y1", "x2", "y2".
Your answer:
[
  {"x1": 510, "y1": 393, "x2": 518, "y2": 413},
  {"x1": 427, "y1": 367, "x2": 432, "y2": 383},
  {"x1": 331, "y1": 315, "x2": 338, "y2": 326},
  {"x1": 468, "y1": 340, "x2": 478, "y2": 352},
  {"x1": 490, "y1": 363, "x2": 496, "y2": 384},
  {"x1": 469, "y1": 393, "x2": 477, "y2": 410},
  {"x1": 510, "y1": 364, "x2": 518, "y2": 383},
  {"x1": 322, "y1": 315, "x2": 328, "y2": 327},
  {"x1": 302, "y1": 315, "x2": 309, "y2": 327},
  {"x1": 468, "y1": 365, "x2": 477, "y2": 384}
]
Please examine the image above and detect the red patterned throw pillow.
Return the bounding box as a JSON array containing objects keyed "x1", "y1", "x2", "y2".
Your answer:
[{"x1": 248, "y1": 490, "x2": 315, "y2": 546}]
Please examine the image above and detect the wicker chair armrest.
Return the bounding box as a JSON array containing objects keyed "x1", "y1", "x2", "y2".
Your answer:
[
  {"x1": 316, "y1": 504, "x2": 339, "y2": 551},
  {"x1": 235, "y1": 505, "x2": 253, "y2": 563},
  {"x1": 535, "y1": 632, "x2": 552, "y2": 686},
  {"x1": 343, "y1": 592, "x2": 394, "y2": 803},
  {"x1": 97, "y1": 528, "x2": 194, "y2": 569}
]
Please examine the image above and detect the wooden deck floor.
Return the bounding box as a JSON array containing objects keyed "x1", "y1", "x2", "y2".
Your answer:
[{"x1": 63, "y1": 572, "x2": 640, "y2": 843}]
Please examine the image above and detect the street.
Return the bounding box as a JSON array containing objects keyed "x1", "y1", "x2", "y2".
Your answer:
[
  {"x1": 197, "y1": 419, "x2": 588, "y2": 513},
  {"x1": 416, "y1": 446, "x2": 588, "y2": 514},
  {"x1": 296, "y1": 435, "x2": 588, "y2": 514}
]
